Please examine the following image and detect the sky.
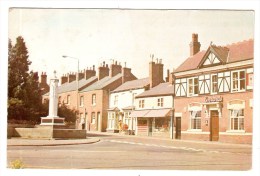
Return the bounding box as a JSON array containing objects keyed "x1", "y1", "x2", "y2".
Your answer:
[{"x1": 8, "y1": 9, "x2": 255, "y2": 82}]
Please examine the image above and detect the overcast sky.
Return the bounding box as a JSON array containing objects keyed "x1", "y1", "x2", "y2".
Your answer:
[{"x1": 8, "y1": 9, "x2": 254, "y2": 82}]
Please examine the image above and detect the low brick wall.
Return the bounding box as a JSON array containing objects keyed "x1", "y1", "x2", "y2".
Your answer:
[
  {"x1": 9, "y1": 127, "x2": 87, "y2": 139},
  {"x1": 53, "y1": 129, "x2": 87, "y2": 139}
]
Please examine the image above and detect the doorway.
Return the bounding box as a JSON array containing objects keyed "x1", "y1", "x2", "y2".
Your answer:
[
  {"x1": 175, "y1": 117, "x2": 181, "y2": 139},
  {"x1": 148, "y1": 118, "x2": 153, "y2": 136},
  {"x1": 210, "y1": 110, "x2": 219, "y2": 141},
  {"x1": 97, "y1": 112, "x2": 100, "y2": 131}
]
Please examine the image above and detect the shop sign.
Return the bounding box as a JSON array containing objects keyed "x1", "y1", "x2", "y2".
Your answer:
[{"x1": 205, "y1": 96, "x2": 223, "y2": 103}]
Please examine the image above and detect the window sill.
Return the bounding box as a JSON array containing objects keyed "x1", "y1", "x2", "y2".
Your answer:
[
  {"x1": 226, "y1": 130, "x2": 245, "y2": 133},
  {"x1": 187, "y1": 129, "x2": 202, "y2": 132}
]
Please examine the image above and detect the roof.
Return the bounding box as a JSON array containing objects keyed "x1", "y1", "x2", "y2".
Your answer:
[
  {"x1": 80, "y1": 73, "x2": 122, "y2": 92},
  {"x1": 44, "y1": 76, "x2": 97, "y2": 95},
  {"x1": 136, "y1": 82, "x2": 174, "y2": 98},
  {"x1": 112, "y1": 77, "x2": 150, "y2": 93},
  {"x1": 174, "y1": 39, "x2": 254, "y2": 73}
]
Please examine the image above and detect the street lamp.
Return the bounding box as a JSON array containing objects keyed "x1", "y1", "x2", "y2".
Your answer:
[{"x1": 62, "y1": 55, "x2": 80, "y2": 126}]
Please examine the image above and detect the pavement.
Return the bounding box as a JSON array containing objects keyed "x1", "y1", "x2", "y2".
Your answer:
[
  {"x1": 7, "y1": 137, "x2": 100, "y2": 146},
  {"x1": 7, "y1": 131, "x2": 252, "y2": 148}
]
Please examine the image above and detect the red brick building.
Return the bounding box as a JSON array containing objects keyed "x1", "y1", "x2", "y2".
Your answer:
[
  {"x1": 79, "y1": 61, "x2": 137, "y2": 132},
  {"x1": 172, "y1": 34, "x2": 253, "y2": 144}
]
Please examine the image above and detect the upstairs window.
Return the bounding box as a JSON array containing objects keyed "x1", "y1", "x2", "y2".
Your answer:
[
  {"x1": 232, "y1": 70, "x2": 246, "y2": 92},
  {"x1": 188, "y1": 77, "x2": 199, "y2": 96},
  {"x1": 157, "y1": 98, "x2": 164, "y2": 107},
  {"x1": 80, "y1": 96, "x2": 84, "y2": 107},
  {"x1": 114, "y1": 95, "x2": 118, "y2": 106},
  {"x1": 139, "y1": 100, "x2": 145, "y2": 108},
  {"x1": 92, "y1": 94, "x2": 96, "y2": 105},
  {"x1": 67, "y1": 95, "x2": 71, "y2": 105},
  {"x1": 211, "y1": 74, "x2": 218, "y2": 94}
]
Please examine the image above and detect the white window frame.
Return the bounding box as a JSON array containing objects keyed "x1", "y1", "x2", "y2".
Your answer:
[
  {"x1": 157, "y1": 98, "x2": 164, "y2": 107},
  {"x1": 188, "y1": 77, "x2": 199, "y2": 96},
  {"x1": 124, "y1": 112, "x2": 131, "y2": 129},
  {"x1": 211, "y1": 74, "x2": 218, "y2": 94},
  {"x1": 114, "y1": 95, "x2": 118, "y2": 106},
  {"x1": 139, "y1": 99, "x2": 145, "y2": 108},
  {"x1": 229, "y1": 109, "x2": 245, "y2": 132},
  {"x1": 231, "y1": 70, "x2": 246, "y2": 93},
  {"x1": 92, "y1": 94, "x2": 96, "y2": 106},
  {"x1": 80, "y1": 95, "x2": 84, "y2": 107},
  {"x1": 189, "y1": 110, "x2": 202, "y2": 130}
]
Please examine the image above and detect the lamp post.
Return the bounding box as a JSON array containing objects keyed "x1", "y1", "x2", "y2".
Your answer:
[{"x1": 62, "y1": 55, "x2": 80, "y2": 127}]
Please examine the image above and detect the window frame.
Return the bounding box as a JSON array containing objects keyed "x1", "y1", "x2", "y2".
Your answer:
[
  {"x1": 229, "y1": 109, "x2": 245, "y2": 131},
  {"x1": 211, "y1": 74, "x2": 218, "y2": 94},
  {"x1": 139, "y1": 99, "x2": 145, "y2": 108},
  {"x1": 67, "y1": 95, "x2": 71, "y2": 105},
  {"x1": 189, "y1": 110, "x2": 202, "y2": 130},
  {"x1": 231, "y1": 70, "x2": 246, "y2": 93},
  {"x1": 188, "y1": 77, "x2": 199, "y2": 96},
  {"x1": 92, "y1": 94, "x2": 96, "y2": 106},
  {"x1": 157, "y1": 98, "x2": 164, "y2": 107},
  {"x1": 80, "y1": 95, "x2": 84, "y2": 107},
  {"x1": 91, "y1": 112, "x2": 96, "y2": 124}
]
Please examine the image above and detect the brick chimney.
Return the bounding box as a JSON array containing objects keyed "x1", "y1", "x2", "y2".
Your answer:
[
  {"x1": 61, "y1": 74, "x2": 68, "y2": 84},
  {"x1": 39, "y1": 72, "x2": 50, "y2": 95},
  {"x1": 189, "y1": 33, "x2": 201, "y2": 56},
  {"x1": 40, "y1": 72, "x2": 47, "y2": 85},
  {"x1": 68, "y1": 72, "x2": 76, "y2": 83},
  {"x1": 78, "y1": 71, "x2": 84, "y2": 80},
  {"x1": 121, "y1": 62, "x2": 136, "y2": 83},
  {"x1": 149, "y1": 58, "x2": 164, "y2": 88},
  {"x1": 84, "y1": 65, "x2": 96, "y2": 80},
  {"x1": 165, "y1": 69, "x2": 170, "y2": 82},
  {"x1": 98, "y1": 61, "x2": 109, "y2": 80},
  {"x1": 109, "y1": 60, "x2": 122, "y2": 77}
]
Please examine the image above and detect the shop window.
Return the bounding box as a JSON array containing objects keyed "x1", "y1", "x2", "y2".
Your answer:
[
  {"x1": 211, "y1": 74, "x2": 218, "y2": 94},
  {"x1": 188, "y1": 77, "x2": 199, "y2": 96},
  {"x1": 232, "y1": 70, "x2": 246, "y2": 92},
  {"x1": 230, "y1": 109, "x2": 244, "y2": 131},
  {"x1": 92, "y1": 94, "x2": 96, "y2": 105},
  {"x1": 139, "y1": 100, "x2": 145, "y2": 108},
  {"x1": 91, "y1": 112, "x2": 96, "y2": 124},
  {"x1": 190, "y1": 111, "x2": 201, "y2": 129},
  {"x1": 155, "y1": 118, "x2": 169, "y2": 132},
  {"x1": 157, "y1": 98, "x2": 164, "y2": 107}
]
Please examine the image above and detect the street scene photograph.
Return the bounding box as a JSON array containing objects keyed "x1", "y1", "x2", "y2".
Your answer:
[{"x1": 1, "y1": 1, "x2": 260, "y2": 176}]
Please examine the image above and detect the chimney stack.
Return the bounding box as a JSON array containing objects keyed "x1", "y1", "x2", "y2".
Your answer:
[
  {"x1": 149, "y1": 59, "x2": 164, "y2": 89},
  {"x1": 109, "y1": 60, "x2": 122, "y2": 77},
  {"x1": 189, "y1": 33, "x2": 201, "y2": 56},
  {"x1": 61, "y1": 74, "x2": 68, "y2": 84},
  {"x1": 78, "y1": 71, "x2": 84, "y2": 80},
  {"x1": 68, "y1": 72, "x2": 76, "y2": 83},
  {"x1": 84, "y1": 65, "x2": 96, "y2": 80},
  {"x1": 40, "y1": 72, "x2": 47, "y2": 85},
  {"x1": 98, "y1": 61, "x2": 109, "y2": 80},
  {"x1": 39, "y1": 72, "x2": 50, "y2": 95}
]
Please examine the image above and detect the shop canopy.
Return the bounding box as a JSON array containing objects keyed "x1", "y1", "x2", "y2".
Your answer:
[{"x1": 129, "y1": 108, "x2": 172, "y2": 118}]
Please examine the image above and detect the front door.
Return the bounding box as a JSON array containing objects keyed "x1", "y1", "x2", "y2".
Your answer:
[
  {"x1": 210, "y1": 110, "x2": 219, "y2": 141},
  {"x1": 175, "y1": 117, "x2": 181, "y2": 139},
  {"x1": 148, "y1": 119, "x2": 153, "y2": 136}
]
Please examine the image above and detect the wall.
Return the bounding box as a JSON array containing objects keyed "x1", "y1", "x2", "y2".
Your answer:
[
  {"x1": 174, "y1": 91, "x2": 253, "y2": 144},
  {"x1": 135, "y1": 95, "x2": 173, "y2": 110}
]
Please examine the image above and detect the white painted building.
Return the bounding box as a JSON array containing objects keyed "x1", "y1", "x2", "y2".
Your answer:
[
  {"x1": 131, "y1": 82, "x2": 174, "y2": 137},
  {"x1": 107, "y1": 78, "x2": 150, "y2": 133}
]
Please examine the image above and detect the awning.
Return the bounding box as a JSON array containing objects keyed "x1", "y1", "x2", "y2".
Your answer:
[
  {"x1": 129, "y1": 109, "x2": 172, "y2": 118},
  {"x1": 129, "y1": 110, "x2": 150, "y2": 117},
  {"x1": 144, "y1": 109, "x2": 172, "y2": 118}
]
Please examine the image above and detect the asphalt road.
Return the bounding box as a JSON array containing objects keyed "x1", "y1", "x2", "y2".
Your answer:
[{"x1": 7, "y1": 132, "x2": 252, "y2": 170}]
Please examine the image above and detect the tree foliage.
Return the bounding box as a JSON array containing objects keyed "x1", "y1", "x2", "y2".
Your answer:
[
  {"x1": 8, "y1": 36, "x2": 41, "y2": 122},
  {"x1": 8, "y1": 36, "x2": 77, "y2": 124}
]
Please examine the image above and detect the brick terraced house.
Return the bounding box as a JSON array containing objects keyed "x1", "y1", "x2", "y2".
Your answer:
[
  {"x1": 172, "y1": 34, "x2": 253, "y2": 144},
  {"x1": 78, "y1": 61, "x2": 137, "y2": 132}
]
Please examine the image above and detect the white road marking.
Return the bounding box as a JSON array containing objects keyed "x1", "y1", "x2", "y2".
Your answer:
[{"x1": 104, "y1": 139, "x2": 248, "y2": 155}]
